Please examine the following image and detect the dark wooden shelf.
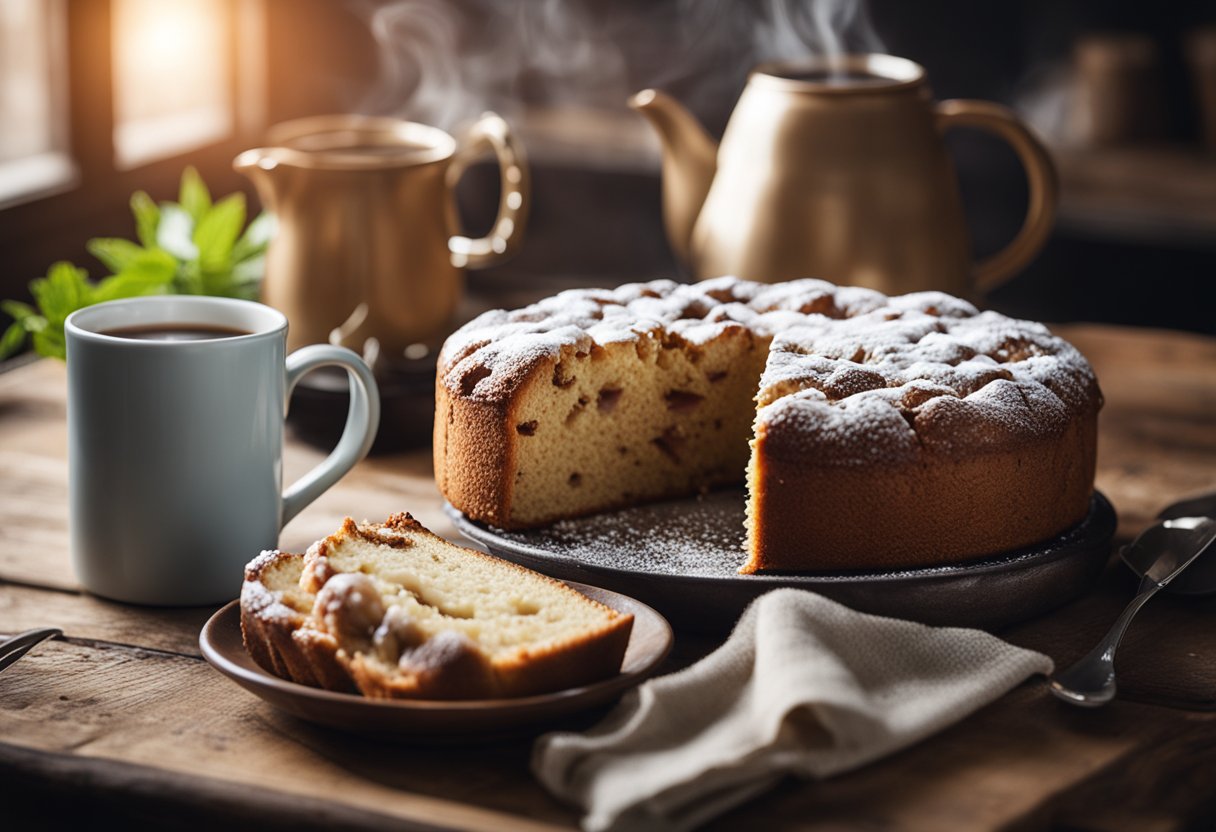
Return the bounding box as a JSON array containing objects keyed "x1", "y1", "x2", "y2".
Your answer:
[{"x1": 1054, "y1": 145, "x2": 1216, "y2": 248}]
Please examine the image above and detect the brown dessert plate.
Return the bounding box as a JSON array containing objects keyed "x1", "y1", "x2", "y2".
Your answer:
[
  {"x1": 447, "y1": 490, "x2": 1117, "y2": 634},
  {"x1": 200, "y1": 582, "x2": 672, "y2": 742}
]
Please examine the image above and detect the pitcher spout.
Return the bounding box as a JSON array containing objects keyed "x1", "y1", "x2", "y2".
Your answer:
[
  {"x1": 629, "y1": 89, "x2": 717, "y2": 266},
  {"x1": 233, "y1": 148, "x2": 286, "y2": 209}
]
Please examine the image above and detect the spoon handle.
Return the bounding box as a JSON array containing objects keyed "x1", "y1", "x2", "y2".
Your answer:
[
  {"x1": 0, "y1": 627, "x2": 62, "y2": 674},
  {"x1": 1050, "y1": 576, "x2": 1158, "y2": 706}
]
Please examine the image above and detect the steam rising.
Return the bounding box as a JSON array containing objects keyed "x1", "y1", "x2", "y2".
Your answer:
[
  {"x1": 356, "y1": 0, "x2": 885, "y2": 133},
  {"x1": 752, "y1": 0, "x2": 883, "y2": 65}
]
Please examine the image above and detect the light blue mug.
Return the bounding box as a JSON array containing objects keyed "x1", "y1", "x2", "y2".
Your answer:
[{"x1": 66, "y1": 296, "x2": 380, "y2": 605}]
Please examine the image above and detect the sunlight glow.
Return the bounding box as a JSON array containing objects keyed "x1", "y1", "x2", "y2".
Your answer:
[{"x1": 112, "y1": 0, "x2": 232, "y2": 168}]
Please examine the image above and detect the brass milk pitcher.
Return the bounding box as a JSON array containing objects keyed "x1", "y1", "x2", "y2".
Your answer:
[
  {"x1": 235, "y1": 114, "x2": 529, "y2": 356},
  {"x1": 631, "y1": 54, "x2": 1057, "y2": 296}
]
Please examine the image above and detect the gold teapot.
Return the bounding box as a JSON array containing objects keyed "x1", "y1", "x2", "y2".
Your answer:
[
  {"x1": 235, "y1": 114, "x2": 528, "y2": 357},
  {"x1": 631, "y1": 54, "x2": 1057, "y2": 296}
]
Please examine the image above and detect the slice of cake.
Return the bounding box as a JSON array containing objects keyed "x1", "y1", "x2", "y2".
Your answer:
[
  {"x1": 434, "y1": 277, "x2": 1101, "y2": 573},
  {"x1": 241, "y1": 513, "x2": 634, "y2": 699}
]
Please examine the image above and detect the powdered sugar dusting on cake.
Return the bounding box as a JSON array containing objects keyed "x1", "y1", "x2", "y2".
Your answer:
[
  {"x1": 759, "y1": 388, "x2": 923, "y2": 465},
  {"x1": 440, "y1": 277, "x2": 1099, "y2": 461},
  {"x1": 439, "y1": 277, "x2": 867, "y2": 401},
  {"x1": 241, "y1": 550, "x2": 308, "y2": 625},
  {"x1": 757, "y1": 298, "x2": 1098, "y2": 461}
]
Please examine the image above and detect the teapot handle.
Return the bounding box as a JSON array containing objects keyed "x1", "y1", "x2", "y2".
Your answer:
[
  {"x1": 934, "y1": 100, "x2": 1059, "y2": 293},
  {"x1": 447, "y1": 113, "x2": 531, "y2": 270}
]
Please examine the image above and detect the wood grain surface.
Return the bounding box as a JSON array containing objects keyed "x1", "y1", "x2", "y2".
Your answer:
[{"x1": 1, "y1": 323, "x2": 1215, "y2": 831}]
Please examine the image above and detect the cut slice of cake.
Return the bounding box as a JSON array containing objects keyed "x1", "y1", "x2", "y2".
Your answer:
[
  {"x1": 433, "y1": 279, "x2": 822, "y2": 529},
  {"x1": 241, "y1": 513, "x2": 634, "y2": 699}
]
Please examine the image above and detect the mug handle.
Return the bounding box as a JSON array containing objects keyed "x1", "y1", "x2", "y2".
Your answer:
[
  {"x1": 934, "y1": 100, "x2": 1059, "y2": 293},
  {"x1": 280, "y1": 345, "x2": 381, "y2": 526},
  {"x1": 447, "y1": 112, "x2": 531, "y2": 270}
]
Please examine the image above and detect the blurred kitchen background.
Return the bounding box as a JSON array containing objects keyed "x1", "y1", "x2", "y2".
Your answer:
[{"x1": 1, "y1": 0, "x2": 1214, "y2": 341}]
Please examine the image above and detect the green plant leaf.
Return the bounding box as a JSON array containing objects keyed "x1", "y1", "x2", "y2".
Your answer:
[
  {"x1": 92, "y1": 249, "x2": 177, "y2": 302},
  {"x1": 91, "y1": 273, "x2": 165, "y2": 303},
  {"x1": 0, "y1": 321, "x2": 27, "y2": 359},
  {"x1": 194, "y1": 193, "x2": 246, "y2": 271},
  {"x1": 157, "y1": 203, "x2": 198, "y2": 261},
  {"x1": 87, "y1": 237, "x2": 146, "y2": 273},
  {"x1": 197, "y1": 267, "x2": 230, "y2": 297},
  {"x1": 130, "y1": 191, "x2": 160, "y2": 248},
  {"x1": 3, "y1": 166, "x2": 267, "y2": 362},
  {"x1": 228, "y1": 256, "x2": 265, "y2": 299},
  {"x1": 5, "y1": 306, "x2": 46, "y2": 333},
  {"x1": 1, "y1": 300, "x2": 37, "y2": 321},
  {"x1": 179, "y1": 166, "x2": 212, "y2": 222},
  {"x1": 173, "y1": 259, "x2": 204, "y2": 295},
  {"x1": 231, "y1": 212, "x2": 275, "y2": 263},
  {"x1": 32, "y1": 329, "x2": 66, "y2": 360},
  {"x1": 31, "y1": 261, "x2": 93, "y2": 328}
]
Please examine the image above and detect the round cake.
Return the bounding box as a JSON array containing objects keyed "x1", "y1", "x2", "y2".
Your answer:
[{"x1": 433, "y1": 277, "x2": 1101, "y2": 573}]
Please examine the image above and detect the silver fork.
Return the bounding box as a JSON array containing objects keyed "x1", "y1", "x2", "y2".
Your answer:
[{"x1": 0, "y1": 628, "x2": 62, "y2": 674}]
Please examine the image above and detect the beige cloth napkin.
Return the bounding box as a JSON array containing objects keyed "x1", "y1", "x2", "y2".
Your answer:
[{"x1": 532, "y1": 588, "x2": 1053, "y2": 832}]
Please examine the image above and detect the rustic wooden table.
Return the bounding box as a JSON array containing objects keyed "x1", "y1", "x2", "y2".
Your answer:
[{"x1": 1, "y1": 323, "x2": 1215, "y2": 831}]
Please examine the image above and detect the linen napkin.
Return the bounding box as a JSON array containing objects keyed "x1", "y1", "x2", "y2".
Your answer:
[{"x1": 532, "y1": 588, "x2": 1053, "y2": 832}]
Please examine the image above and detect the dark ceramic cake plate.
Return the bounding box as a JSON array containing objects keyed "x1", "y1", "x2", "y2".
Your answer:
[{"x1": 446, "y1": 490, "x2": 1117, "y2": 633}]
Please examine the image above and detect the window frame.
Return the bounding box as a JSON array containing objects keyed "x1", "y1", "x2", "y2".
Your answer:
[
  {"x1": 0, "y1": 0, "x2": 265, "y2": 305},
  {"x1": 0, "y1": 0, "x2": 76, "y2": 208}
]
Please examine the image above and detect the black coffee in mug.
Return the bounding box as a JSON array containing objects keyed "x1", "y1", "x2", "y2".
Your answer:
[{"x1": 100, "y1": 323, "x2": 251, "y2": 342}]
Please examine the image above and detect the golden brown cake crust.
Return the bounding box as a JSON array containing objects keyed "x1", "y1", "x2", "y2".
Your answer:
[
  {"x1": 743, "y1": 290, "x2": 1102, "y2": 571},
  {"x1": 240, "y1": 515, "x2": 634, "y2": 700},
  {"x1": 746, "y1": 416, "x2": 1097, "y2": 572},
  {"x1": 240, "y1": 551, "x2": 356, "y2": 693}
]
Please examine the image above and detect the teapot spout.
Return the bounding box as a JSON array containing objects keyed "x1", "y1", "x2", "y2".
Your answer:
[{"x1": 630, "y1": 89, "x2": 717, "y2": 266}]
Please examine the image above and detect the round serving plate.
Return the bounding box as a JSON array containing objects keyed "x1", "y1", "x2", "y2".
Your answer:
[
  {"x1": 446, "y1": 490, "x2": 1117, "y2": 633},
  {"x1": 200, "y1": 582, "x2": 672, "y2": 743}
]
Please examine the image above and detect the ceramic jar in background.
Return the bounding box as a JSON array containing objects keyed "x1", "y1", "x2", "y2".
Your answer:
[
  {"x1": 1073, "y1": 34, "x2": 1167, "y2": 147},
  {"x1": 1187, "y1": 28, "x2": 1216, "y2": 150}
]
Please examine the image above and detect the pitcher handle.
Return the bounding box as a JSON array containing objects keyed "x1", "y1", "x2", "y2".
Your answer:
[
  {"x1": 280, "y1": 345, "x2": 381, "y2": 527},
  {"x1": 934, "y1": 100, "x2": 1059, "y2": 293},
  {"x1": 447, "y1": 112, "x2": 530, "y2": 270}
]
